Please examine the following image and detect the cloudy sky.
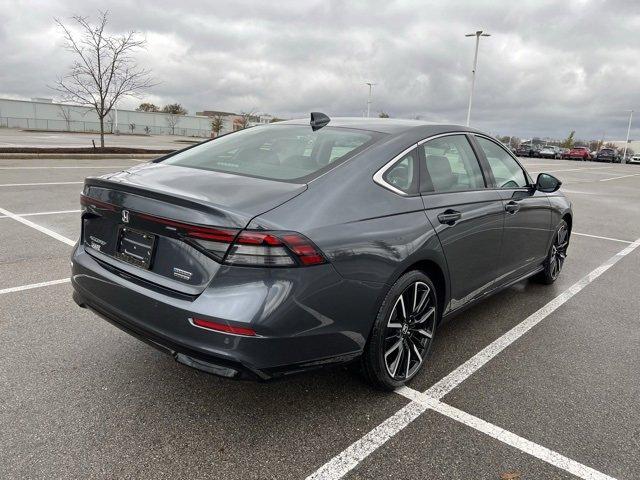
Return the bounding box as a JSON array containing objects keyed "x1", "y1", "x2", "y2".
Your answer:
[{"x1": 1, "y1": 0, "x2": 638, "y2": 140}]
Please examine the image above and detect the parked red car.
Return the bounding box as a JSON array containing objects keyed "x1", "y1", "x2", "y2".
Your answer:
[{"x1": 567, "y1": 146, "x2": 591, "y2": 161}]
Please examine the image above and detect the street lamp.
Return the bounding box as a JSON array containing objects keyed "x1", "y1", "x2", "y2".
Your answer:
[
  {"x1": 622, "y1": 109, "x2": 634, "y2": 164},
  {"x1": 465, "y1": 30, "x2": 490, "y2": 126},
  {"x1": 365, "y1": 82, "x2": 376, "y2": 118}
]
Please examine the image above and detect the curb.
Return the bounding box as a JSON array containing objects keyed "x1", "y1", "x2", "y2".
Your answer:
[{"x1": 0, "y1": 153, "x2": 164, "y2": 160}]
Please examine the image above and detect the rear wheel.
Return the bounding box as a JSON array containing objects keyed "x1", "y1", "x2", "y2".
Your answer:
[
  {"x1": 536, "y1": 220, "x2": 569, "y2": 284},
  {"x1": 362, "y1": 271, "x2": 438, "y2": 390}
]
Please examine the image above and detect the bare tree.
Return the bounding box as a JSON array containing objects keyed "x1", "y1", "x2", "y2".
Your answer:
[
  {"x1": 52, "y1": 11, "x2": 154, "y2": 147},
  {"x1": 236, "y1": 110, "x2": 256, "y2": 130},
  {"x1": 137, "y1": 102, "x2": 159, "y2": 112},
  {"x1": 162, "y1": 103, "x2": 187, "y2": 115},
  {"x1": 105, "y1": 111, "x2": 115, "y2": 133},
  {"x1": 57, "y1": 105, "x2": 74, "y2": 131},
  {"x1": 210, "y1": 114, "x2": 225, "y2": 137},
  {"x1": 166, "y1": 113, "x2": 180, "y2": 135}
]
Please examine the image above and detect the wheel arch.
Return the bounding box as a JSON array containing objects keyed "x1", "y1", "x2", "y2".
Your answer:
[
  {"x1": 400, "y1": 258, "x2": 448, "y2": 322},
  {"x1": 562, "y1": 212, "x2": 572, "y2": 234}
]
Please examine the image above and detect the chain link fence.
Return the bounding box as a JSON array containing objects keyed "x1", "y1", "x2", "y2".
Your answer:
[{"x1": 0, "y1": 116, "x2": 210, "y2": 138}]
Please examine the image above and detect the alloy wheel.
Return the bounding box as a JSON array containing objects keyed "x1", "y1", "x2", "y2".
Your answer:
[
  {"x1": 383, "y1": 281, "x2": 436, "y2": 380},
  {"x1": 550, "y1": 224, "x2": 569, "y2": 279}
]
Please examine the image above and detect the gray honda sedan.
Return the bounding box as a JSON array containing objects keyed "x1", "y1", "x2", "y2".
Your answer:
[{"x1": 72, "y1": 114, "x2": 571, "y2": 390}]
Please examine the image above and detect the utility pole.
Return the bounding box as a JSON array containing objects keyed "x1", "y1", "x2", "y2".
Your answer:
[
  {"x1": 465, "y1": 30, "x2": 490, "y2": 126},
  {"x1": 365, "y1": 82, "x2": 375, "y2": 118},
  {"x1": 622, "y1": 110, "x2": 633, "y2": 164}
]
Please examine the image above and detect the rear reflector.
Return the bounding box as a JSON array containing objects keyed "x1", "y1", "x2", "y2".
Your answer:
[{"x1": 190, "y1": 317, "x2": 256, "y2": 336}]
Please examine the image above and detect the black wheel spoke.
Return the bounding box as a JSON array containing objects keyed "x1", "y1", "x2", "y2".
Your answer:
[
  {"x1": 549, "y1": 224, "x2": 569, "y2": 279},
  {"x1": 384, "y1": 281, "x2": 437, "y2": 380},
  {"x1": 415, "y1": 306, "x2": 435, "y2": 325}
]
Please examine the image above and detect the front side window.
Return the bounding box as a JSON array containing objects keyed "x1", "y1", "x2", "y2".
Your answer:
[
  {"x1": 162, "y1": 125, "x2": 380, "y2": 182},
  {"x1": 382, "y1": 150, "x2": 418, "y2": 194},
  {"x1": 476, "y1": 137, "x2": 528, "y2": 188},
  {"x1": 421, "y1": 135, "x2": 485, "y2": 193}
]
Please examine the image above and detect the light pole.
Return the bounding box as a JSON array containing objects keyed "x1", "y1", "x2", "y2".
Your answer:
[
  {"x1": 622, "y1": 109, "x2": 633, "y2": 164},
  {"x1": 365, "y1": 82, "x2": 375, "y2": 118},
  {"x1": 465, "y1": 30, "x2": 490, "y2": 126}
]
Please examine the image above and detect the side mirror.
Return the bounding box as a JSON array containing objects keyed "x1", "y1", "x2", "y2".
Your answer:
[{"x1": 536, "y1": 173, "x2": 562, "y2": 193}]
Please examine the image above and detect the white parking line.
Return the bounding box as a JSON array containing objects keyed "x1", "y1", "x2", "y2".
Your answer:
[
  {"x1": 308, "y1": 238, "x2": 640, "y2": 480},
  {"x1": 600, "y1": 173, "x2": 640, "y2": 182},
  {"x1": 573, "y1": 232, "x2": 633, "y2": 244},
  {"x1": 529, "y1": 166, "x2": 612, "y2": 173},
  {"x1": 0, "y1": 181, "x2": 83, "y2": 187},
  {"x1": 0, "y1": 209, "x2": 80, "y2": 219},
  {"x1": 0, "y1": 278, "x2": 70, "y2": 295},
  {"x1": 427, "y1": 238, "x2": 640, "y2": 399},
  {"x1": 396, "y1": 388, "x2": 616, "y2": 480},
  {"x1": 0, "y1": 207, "x2": 76, "y2": 246},
  {"x1": 0, "y1": 165, "x2": 134, "y2": 170}
]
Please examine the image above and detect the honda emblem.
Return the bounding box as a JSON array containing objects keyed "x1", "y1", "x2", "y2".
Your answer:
[{"x1": 121, "y1": 210, "x2": 130, "y2": 223}]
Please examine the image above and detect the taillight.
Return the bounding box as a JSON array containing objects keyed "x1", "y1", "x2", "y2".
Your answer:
[
  {"x1": 80, "y1": 193, "x2": 117, "y2": 211},
  {"x1": 191, "y1": 229, "x2": 327, "y2": 267},
  {"x1": 78, "y1": 196, "x2": 326, "y2": 268}
]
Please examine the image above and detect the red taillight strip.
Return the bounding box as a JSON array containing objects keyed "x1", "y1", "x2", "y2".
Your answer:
[
  {"x1": 235, "y1": 231, "x2": 283, "y2": 246},
  {"x1": 189, "y1": 317, "x2": 256, "y2": 336},
  {"x1": 79, "y1": 193, "x2": 326, "y2": 267},
  {"x1": 80, "y1": 194, "x2": 117, "y2": 211},
  {"x1": 280, "y1": 234, "x2": 326, "y2": 265},
  {"x1": 136, "y1": 212, "x2": 239, "y2": 242}
]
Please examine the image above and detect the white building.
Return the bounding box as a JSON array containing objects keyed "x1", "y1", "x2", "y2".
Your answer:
[{"x1": 0, "y1": 98, "x2": 213, "y2": 138}]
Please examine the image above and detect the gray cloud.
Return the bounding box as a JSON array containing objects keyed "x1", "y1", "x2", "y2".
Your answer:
[{"x1": 0, "y1": 0, "x2": 639, "y2": 140}]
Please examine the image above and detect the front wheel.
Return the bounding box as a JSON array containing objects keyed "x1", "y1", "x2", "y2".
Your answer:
[
  {"x1": 536, "y1": 220, "x2": 569, "y2": 284},
  {"x1": 362, "y1": 271, "x2": 438, "y2": 390}
]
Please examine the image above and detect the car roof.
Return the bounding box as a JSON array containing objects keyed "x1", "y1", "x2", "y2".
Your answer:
[{"x1": 274, "y1": 117, "x2": 477, "y2": 135}]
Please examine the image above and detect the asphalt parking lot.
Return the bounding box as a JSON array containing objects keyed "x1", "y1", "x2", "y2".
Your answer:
[
  {"x1": 0, "y1": 128, "x2": 201, "y2": 149},
  {"x1": 1, "y1": 156, "x2": 639, "y2": 479}
]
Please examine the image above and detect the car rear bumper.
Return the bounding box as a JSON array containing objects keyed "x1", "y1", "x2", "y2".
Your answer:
[{"x1": 71, "y1": 244, "x2": 378, "y2": 379}]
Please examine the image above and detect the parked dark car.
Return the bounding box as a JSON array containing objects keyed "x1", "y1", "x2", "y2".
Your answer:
[
  {"x1": 567, "y1": 146, "x2": 591, "y2": 161},
  {"x1": 72, "y1": 115, "x2": 572, "y2": 390},
  {"x1": 595, "y1": 148, "x2": 620, "y2": 163},
  {"x1": 516, "y1": 143, "x2": 537, "y2": 157}
]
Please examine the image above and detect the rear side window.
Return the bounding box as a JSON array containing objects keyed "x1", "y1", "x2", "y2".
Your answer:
[
  {"x1": 382, "y1": 150, "x2": 418, "y2": 194},
  {"x1": 476, "y1": 137, "x2": 528, "y2": 188},
  {"x1": 420, "y1": 135, "x2": 485, "y2": 193},
  {"x1": 161, "y1": 125, "x2": 380, "y2": 182}
]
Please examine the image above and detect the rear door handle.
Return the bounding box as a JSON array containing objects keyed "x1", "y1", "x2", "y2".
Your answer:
[
  {"x1": 505, "y1": 201, "x2": 520, "y2": 214},
  {"x1": 437, "y1": 209, "x2": 462, "y2": 225}
]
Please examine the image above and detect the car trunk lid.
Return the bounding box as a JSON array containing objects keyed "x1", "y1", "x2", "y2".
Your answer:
[{"x1": 81, "y1": 163, "x2": 306, "y2": 295}]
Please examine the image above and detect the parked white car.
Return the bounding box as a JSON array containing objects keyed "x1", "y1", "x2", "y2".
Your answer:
[
  {"x1": 538, "y1": 145, "x2": 561, "y2": 159},
  {"x1": 629, "y1": 154, "x2": 640, "y2": 164}
]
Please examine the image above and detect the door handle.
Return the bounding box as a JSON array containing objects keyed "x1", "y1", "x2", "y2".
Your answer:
[
  {"x1": 505, "y1": 201, "x2": 520, "y2": 214},
  {"x1": 437, "y1": 209, "x2": 462, "y2": 225}
]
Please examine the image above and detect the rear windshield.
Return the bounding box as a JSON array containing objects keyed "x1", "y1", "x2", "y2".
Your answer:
[{"x1": 160, "y1": 125, "x2": 381, "y2": 182}]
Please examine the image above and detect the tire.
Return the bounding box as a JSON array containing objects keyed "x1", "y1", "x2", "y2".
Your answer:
[
  {"x1": 535, "y1": 220, "x2": 569, "y2": 285},
  {"x1": 361, "y1": 270, "x2": 439, "y2": 390}
]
